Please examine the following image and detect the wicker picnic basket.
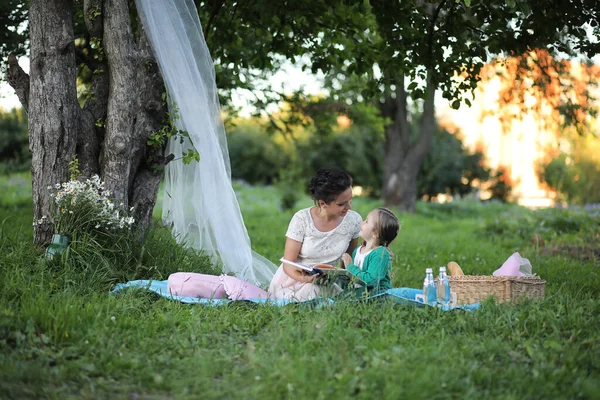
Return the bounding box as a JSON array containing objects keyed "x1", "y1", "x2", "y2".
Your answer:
[{"x1": 448, "y1": 275, "x2": 545, "y2": 305}]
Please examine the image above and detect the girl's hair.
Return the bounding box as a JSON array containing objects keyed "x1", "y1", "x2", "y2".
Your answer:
[
  {"x1": 307, "y1": 168, "x2": 353, "y2": 204},
  {"x1": 374, "y1": 207, "x2": 400, "y2": 247}
]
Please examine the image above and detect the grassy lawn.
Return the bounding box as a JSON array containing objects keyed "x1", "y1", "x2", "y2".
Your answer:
[{"x1": 0, "y1": 174, "x2": 598, "y2": 399}]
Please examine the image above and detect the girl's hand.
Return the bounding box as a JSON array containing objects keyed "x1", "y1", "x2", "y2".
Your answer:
[{"x1": 341, "y1": 253, "x2": 352, "y2": 267}]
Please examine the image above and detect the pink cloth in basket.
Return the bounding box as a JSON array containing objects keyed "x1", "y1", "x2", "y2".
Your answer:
[{"x1": 493, "y1": 252, "x2": 530, "y2": 277}]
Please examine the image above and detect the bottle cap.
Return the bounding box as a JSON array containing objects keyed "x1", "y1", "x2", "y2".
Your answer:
[
  {"x1": 426, "y1": 268, "x2": 433, "y2": 273},
  {"x1": 440, "y1": 267, "x2": 446, "y2": 272}
]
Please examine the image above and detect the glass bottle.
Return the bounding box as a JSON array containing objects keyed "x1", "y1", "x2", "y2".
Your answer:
[
  {"x1": 436, "y1": 266, "x2": 451, "y2": 305},
  {"x1": 423, "y1": 268, "x2": 437, "y2": 305}
]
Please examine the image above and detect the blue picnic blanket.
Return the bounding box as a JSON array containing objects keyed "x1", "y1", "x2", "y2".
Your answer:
[{"x1": 112, "y1": 280, "x2": 480, "y2": 311}]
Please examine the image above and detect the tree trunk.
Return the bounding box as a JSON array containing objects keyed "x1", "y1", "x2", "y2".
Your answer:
[
  {"x1": 128, "y1": 29, "x2": 167, "y2": 238},
  {"x1": 28, "y1": 0, "x2": 79, "y2": 244},
  {"x1": 99, "y1": 0, "x2": 166, "y2": 237},
  {"x1": 102, "y1": 0, "x2": 138, "y2": 206},
  {"x1": 382, "y1": 75, "x2": 436, "y2": 213}
]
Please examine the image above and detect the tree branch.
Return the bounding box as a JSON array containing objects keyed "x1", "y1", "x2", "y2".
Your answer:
[
  {"x1": 84, "y1": 0, "x2": 104, "y2": 37},
  {"x1": 6, "y1": 53, "x2": 30, "y2": 112},
  {"x1": 203, "y1": 0, "x2": 226, "y2": 40},
  {"x1": 427, "y1": 0, "x2": 447, "y2": 70},
  {"x1": 395, "y1": 76, "x2": 410, "y2": 152}
]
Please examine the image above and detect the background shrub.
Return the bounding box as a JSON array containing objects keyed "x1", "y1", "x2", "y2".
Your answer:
[
  {"x1": 0, "y1": 108, "x2": 29, "y2": 174},
  {"x1": 227, "y1": 120, "x2": 287, "y2": 185},
  {"x1": 418, "y1": 128, "x2": 490, "y2": 199},
  {"x1": 538, "y1": 135, "x2": 600, "y2": 205}
]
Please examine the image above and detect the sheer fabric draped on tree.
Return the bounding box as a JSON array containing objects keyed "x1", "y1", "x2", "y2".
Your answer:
[{"x1": 134, "y1": 0, "x2": 277, "y2": 286}]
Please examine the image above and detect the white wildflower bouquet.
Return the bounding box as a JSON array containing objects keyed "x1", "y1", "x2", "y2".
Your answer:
[{"x1": 37, "y1": 174, "x2": 135, "y2": 238}]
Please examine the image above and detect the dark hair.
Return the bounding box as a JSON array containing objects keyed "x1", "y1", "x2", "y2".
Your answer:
[
  {"x1": 374, "y1": 207, "x2": 400, "y2": 247},
  {"x1": 307, "y1": 168, "x2": 353, "y2": 204}
]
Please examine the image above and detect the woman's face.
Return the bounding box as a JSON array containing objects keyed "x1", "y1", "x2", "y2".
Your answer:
[{"x1": 324, "y1": 187, "x2": 353, "y2": 217}]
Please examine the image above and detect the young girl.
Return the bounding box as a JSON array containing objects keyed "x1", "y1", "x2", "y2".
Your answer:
[{"x1": 341, "y1": 207, "x2": 400, "y2": 293}]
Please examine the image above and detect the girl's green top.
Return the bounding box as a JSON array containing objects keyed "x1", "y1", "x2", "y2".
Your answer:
[{"x1": 346, "y1": 246, "x2": 392, "y2": 291}]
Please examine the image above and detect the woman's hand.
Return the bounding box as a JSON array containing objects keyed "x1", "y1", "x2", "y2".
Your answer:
[
  {"x1": 341, "y1": 253, "x2": 352, "y2": 267},
  {"x1": 305, "y1": 272, "x2": 321, "y2": 283}
]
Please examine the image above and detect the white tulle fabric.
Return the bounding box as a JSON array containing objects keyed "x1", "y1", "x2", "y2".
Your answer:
[{"x1": 135, "y1": 0, "x2": 277, "y2": 286}]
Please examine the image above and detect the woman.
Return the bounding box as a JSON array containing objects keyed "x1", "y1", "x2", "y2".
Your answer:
[{"x1": 269, "y1": 168, "x2": 362, "y2": 300}]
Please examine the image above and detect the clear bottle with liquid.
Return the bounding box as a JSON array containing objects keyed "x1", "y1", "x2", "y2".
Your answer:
[
  {"x1": 436, "y1": 266, "x2": 451, "y2": 305},
  {"x1": 423, "y1": 268, "x2": 437, "y2": 305}
]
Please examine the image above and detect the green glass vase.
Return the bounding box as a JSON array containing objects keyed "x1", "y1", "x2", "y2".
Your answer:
[{"x1": 45, "y1": 233, "x2": 71, "y2": 260}]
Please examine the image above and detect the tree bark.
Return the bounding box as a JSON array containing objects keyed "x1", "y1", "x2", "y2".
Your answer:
[
  {"x1": 102, "y1": 0, "x2": 138, "y2": 207},
  {"x1": 29, "y1": 0, "x2": 79, "y2": 244},
  {"x1": 129, "y1": 28, "x2": 167, "y2": 238},
  {"x1": 382, "y1": 75, "x2": 436, "y2": 213},
  {"x1": 6, "y1": 54, "x2": 30, "y2": 113}
]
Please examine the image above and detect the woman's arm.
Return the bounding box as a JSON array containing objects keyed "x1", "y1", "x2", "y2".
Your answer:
[
  {"x1": 282, "y1": 237, "x2": 318, "y2": 283},
  {"x1": 346, "y1": 237, "x2": 359, "y2": 257}
]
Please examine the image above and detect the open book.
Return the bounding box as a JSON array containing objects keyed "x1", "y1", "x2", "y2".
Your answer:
[{"x1": 280, "y1": 258, "x2": 365, "y2": 287}]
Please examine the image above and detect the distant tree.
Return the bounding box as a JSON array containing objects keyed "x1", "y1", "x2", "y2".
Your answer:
[
  {"x1": 538, "y1": 134, "x2": 600, "y2": 205},
  {"x1": 487, "y1": 166, "x2": 516, "y2": 203},
  {"x1": 418, "y1": 127, "x2": 490, "y2": 199},
  {"x1": 318, "y1": 0, "x2": 599, "y2": 212},
  {"x1": 296, "y1": 103, "x2": 387, "y2": 196},
  {"x1": 227, "y1": 120, "x2": 287, "y2": 185},
  {"x1": 482, "y1": 49, "x2": 600, "y2": 136}
]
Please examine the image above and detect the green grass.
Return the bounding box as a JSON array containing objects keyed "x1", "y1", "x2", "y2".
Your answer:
[{"x1": 1, "y1": 174, "x2": 599, "y2": 399}]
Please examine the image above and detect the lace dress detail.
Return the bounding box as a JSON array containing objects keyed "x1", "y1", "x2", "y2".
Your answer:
[{"x1": 268, "y1": 208, "x2": 362, "y2": 300}]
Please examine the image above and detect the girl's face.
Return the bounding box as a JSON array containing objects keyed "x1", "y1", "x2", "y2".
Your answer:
[
  {"x1": 360, "y1": 210, "x2": 379, "y2": 242},
  {"x1": 322, "y1": 187, "x2": 353, "y2": 217}
]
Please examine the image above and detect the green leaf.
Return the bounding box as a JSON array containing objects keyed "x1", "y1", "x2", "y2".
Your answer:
[{"x1": 182, "y1": 149, "x2": 200, "y2": 164}]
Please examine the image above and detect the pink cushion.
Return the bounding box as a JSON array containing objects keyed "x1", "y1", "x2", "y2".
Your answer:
[
  {"x1": 493, "y1": 252, "x2": 528, "y2": 277},
  {"x1": 220, "y1": 275, "x2": 268, "y2": 300},
  {"x1": 167, "y1": 272, "x2": 228, "y2": 299}
]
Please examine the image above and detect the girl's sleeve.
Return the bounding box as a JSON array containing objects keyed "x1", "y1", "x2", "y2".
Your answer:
[
  {"x1": 285, "y1": 211, "x2": 306, "y2": 242},
  {"x1": 346, "y1": 248, "x2": 391, "y2": 287}
]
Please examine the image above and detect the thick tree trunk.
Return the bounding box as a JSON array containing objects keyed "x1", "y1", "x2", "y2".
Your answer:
[
  {"x1": 102, "y1": 0, "x2": 138, "y2": 207},
  {"x1": 28, "y1": 0, "x2": 79, "y2": 244},
  {"x1": 84, "y1": 0, "x2": 165, "y2": 236},
  {"x1": 129, "y1": 29, "x2": 167, "y2": 237},
  {"x1": 382, "y1": 76, "x2": 436, "y2": 213}
]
